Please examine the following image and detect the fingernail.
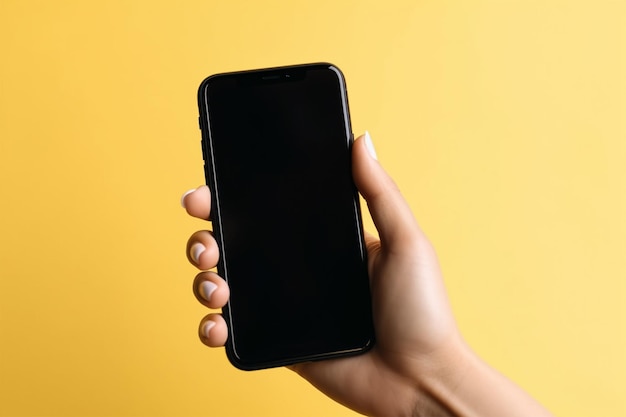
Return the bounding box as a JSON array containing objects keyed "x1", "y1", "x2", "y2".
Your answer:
[
  {"x1": 190, "y1": 242, "x2": 205, "y2": 263},
  {"x1": 180, "y1": 189, "x2": 196, "y2": 208},
  {"x1": 364, "y1": 131, "x2": 378, "y2": 160},
  {"x1": 199, "y1": 280, "x2": 218, "y2": 302},
  {"x1": 201, "y1": 320, "x2": 216, "y2": 339}
]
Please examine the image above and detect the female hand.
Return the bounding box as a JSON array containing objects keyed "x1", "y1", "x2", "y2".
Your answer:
[{"x1": 182, "y1": 133, "x2": 552, "y2": 417}]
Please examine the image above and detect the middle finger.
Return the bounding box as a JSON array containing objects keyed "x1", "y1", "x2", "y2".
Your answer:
[{"x1": 186, "y1": 230, "x2": 220, "y2": 270}]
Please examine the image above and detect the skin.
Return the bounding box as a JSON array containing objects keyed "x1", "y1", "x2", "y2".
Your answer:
[{"x1": 183, "y1": 134, "x2": 553, "y2": 417}]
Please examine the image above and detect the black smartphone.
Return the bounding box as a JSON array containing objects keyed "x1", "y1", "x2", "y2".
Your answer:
[{"x1": 197, "y1": 63, "x2": 374, "y2": 370}]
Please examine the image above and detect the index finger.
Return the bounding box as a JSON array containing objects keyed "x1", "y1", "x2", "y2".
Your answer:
[{"x1": 181, "y1": 185, "x2": 212, "y2": 220}]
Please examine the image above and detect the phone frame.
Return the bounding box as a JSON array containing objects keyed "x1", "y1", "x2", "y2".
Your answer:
[{"x1": 197, "y1": 63, "x2": 374, "y2": 370}]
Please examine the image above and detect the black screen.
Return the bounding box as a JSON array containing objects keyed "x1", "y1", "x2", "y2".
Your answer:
[{"x1": 200, "y1": 64, "x2": 374, "y2": 368}]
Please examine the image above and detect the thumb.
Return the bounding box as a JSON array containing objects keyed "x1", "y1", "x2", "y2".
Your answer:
[{"x1": 352, "y1": 132, "x2": 423, "y2": 252}]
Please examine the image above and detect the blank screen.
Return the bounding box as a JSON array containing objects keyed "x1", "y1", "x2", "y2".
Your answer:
[{"x1": 201, "y1": 65, "x2": 374, "y2": 367}]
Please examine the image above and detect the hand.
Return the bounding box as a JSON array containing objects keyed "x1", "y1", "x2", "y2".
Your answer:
[{"x1": 182, "y1": 133, "x2": 552, "y2": 417}]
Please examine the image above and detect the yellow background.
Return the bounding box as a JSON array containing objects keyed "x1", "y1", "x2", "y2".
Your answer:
[{"x1": 1, "y1": 0, "x2": 624, "y2": 416}]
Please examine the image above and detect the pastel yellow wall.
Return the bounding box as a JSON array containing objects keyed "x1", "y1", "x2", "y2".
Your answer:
[{"x1": 1, "y1": 1, "x2": 624, "y2": 416}]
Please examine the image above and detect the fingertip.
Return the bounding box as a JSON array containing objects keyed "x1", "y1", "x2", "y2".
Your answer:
[
  {"x1": 180, "y1": 188, "x2": 196, "y2": 209},
  {"x1": 187, "y1": 231, "x2": 220, "y2": 270},
  {"x1": 352, "y1": 131, "x2": 389, "y2": 202},
  {"x1": 182, "y1": 185, "x2": 211, "y2": 220},
  {"x1": 201, "y1": 320, "x2": 216, "y2": 338},
  {"x1": 353, "y1": 131, "x2": 378, "y2": 164},
  {"x1": 190, "y1": 242, "x2": 206, "y2": 264},
  {"x1": 352, "y1": 132, "x2": 424, "y2": 251},
  {"x1": 193, "y1": 271, "x2": 230, "y2": 309},
  {"x1": 199, "y1": 314, "x2": 228, "y2": 347},
  {"x1": 199, "y1": 280, "x2": 218, "y2": 302},
  {"x1": 363, "y1": 130, "x2": 378, "y2": 160}
]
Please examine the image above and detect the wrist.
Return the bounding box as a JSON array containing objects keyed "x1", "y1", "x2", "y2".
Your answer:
[
  {"x1": 409, "y1": 336, "x2": 476, "y2": 417},
  {"x1": 410, "y1": 337, "x2": 552, "y2": 417}
]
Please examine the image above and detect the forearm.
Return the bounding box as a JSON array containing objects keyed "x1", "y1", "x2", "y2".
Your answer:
[{"x1": 413, "y1": 341, "x2": 552, "y2": 417}]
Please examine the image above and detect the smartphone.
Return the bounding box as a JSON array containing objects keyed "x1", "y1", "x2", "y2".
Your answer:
[{"x1": 197, "y1": 63, "x2": 374, "y2": 370}]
